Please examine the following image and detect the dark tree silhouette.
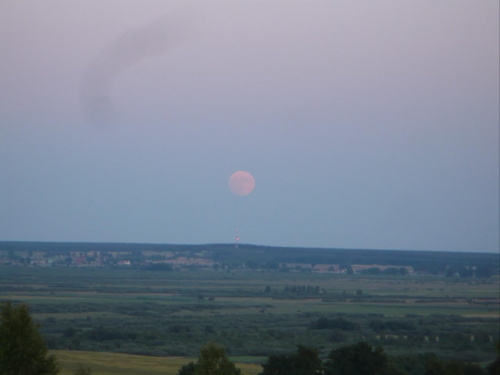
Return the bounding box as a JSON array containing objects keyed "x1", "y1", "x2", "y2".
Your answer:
[
  {"x1": 324, "y1": 342, "x2": 386, "y2": 375},
  {"x1": 0, "y1": 301, "x2": 60, "y2": 375},
  {"x1": 260, "y1": 345, "x2": 323, "y2": 375}
]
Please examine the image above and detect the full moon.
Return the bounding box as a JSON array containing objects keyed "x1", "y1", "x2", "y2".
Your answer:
[{"x1": 228, "y1": 170, "x2": 255, "y2": 196}]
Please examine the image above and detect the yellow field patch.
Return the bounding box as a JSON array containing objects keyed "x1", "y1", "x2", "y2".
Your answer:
[{"x1": 53, "y1": 350, "x2": 261, "y2": 375}]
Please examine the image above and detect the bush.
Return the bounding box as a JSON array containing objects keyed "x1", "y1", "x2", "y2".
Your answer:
[{"x1": 178, "y1": 342, "x2": 241, "y2": 375}]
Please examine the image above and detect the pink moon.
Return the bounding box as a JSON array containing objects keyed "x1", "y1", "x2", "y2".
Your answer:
[{"x1": 228, "y1": 170, "x2": 255, "y2": 196}]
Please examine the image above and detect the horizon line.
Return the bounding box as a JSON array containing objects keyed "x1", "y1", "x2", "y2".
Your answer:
[{"x1": 0, "y1": 239, "x2": 497, "y2": 255}]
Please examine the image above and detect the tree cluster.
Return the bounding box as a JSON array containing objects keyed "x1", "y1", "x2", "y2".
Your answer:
[
  {"x1": 368, "y1": 320, "x2": 416, "y2": 332},
  {"x1": 260, "y1": 345, "x2": 322, "y2": 375},
  {"x1": 178, "y1": 342, "x2": 241, "y2": 375},
  {"x1": 310, "y1": 317, "x2": 358, "y2": 331},
  {"x1": 259, "y1": 341, "x2": 498, "y2": 375},
  {"x1": 284, "y1": 285, "x2": 321, "y2": 294}
]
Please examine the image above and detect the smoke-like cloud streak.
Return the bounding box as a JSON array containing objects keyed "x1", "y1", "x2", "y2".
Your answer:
[{"x1": 80, "y1": 6, "x2": 203, "y2": 126}]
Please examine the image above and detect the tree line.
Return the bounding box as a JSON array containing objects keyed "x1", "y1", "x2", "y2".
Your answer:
[{"x1": 179, "y1": 342, "x2": 499, "y2": 375}]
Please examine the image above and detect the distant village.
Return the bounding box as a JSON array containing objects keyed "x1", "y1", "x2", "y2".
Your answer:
[
  {"x1": 0, "y1": 249, "x2": 211, "y2": 269},
  {"x1": 0, "y1": 248, "x2": 416, "y2": 275},
  {"x1": 0, "y1": 243, "x2": 496, "y2": 278}
]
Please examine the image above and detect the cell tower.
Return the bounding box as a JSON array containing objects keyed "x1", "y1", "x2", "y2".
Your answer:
[{"x1": 235, "y1": 229, "x2": 239, "y2": 249}]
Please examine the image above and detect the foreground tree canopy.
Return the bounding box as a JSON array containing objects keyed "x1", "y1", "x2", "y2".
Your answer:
[{"x1": 0, "y1": 301, "x2": 59, "y2": 375}]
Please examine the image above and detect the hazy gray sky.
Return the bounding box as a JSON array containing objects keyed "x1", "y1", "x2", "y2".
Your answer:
[{"x1": 1, "y1": 1, "x2": 498, "y2": 252}]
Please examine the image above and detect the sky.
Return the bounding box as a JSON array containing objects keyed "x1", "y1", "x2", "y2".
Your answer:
[{"x1": 1, "y1": 1, "x2": 498, "y2": 253}]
